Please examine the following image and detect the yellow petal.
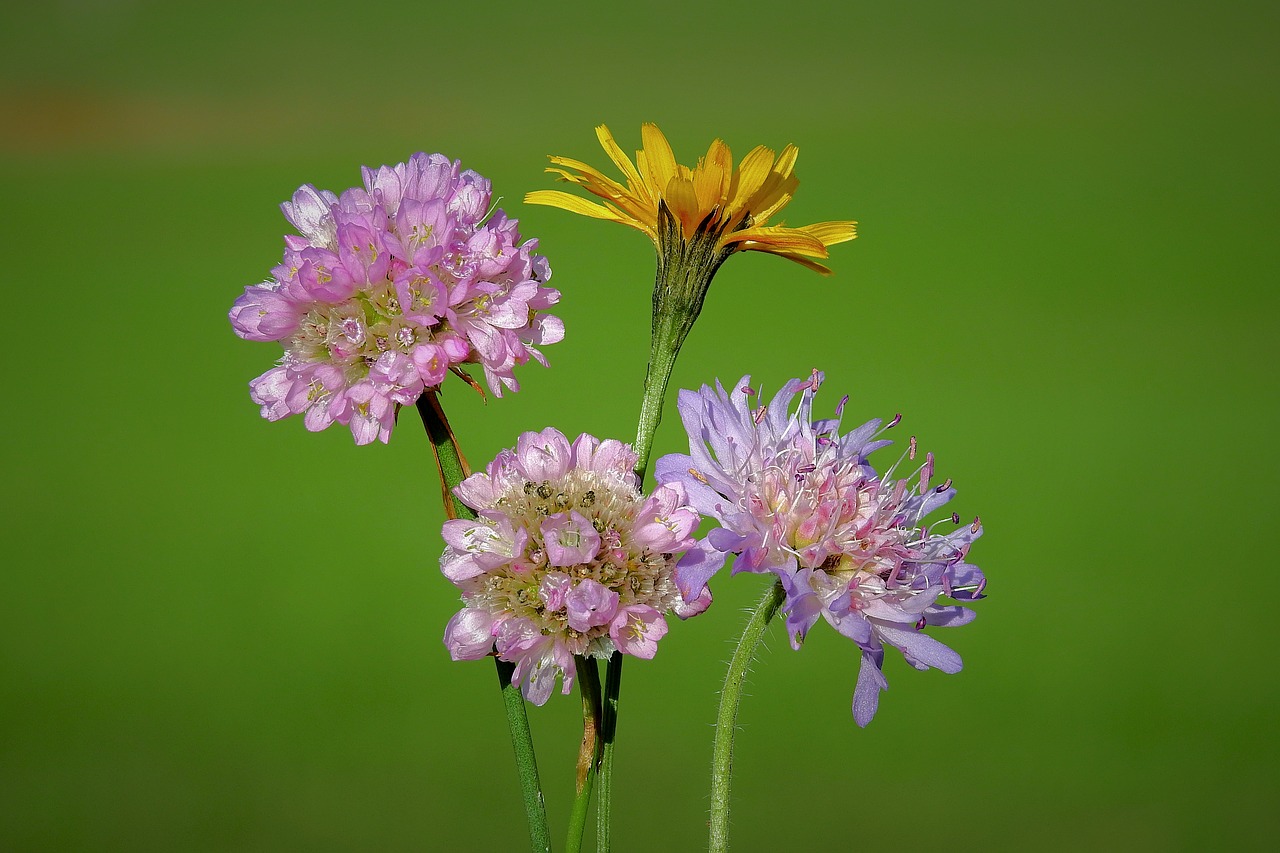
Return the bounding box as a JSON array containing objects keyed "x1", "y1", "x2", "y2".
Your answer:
[
  {"x1": 724, "y1": 224, "x2": 829, "y2": 257},
  {"x1": 663, "y1": 176, "x2": 702, "y2": 239},
  {"x1": 640, "y1": 123, "x2": 678, "y2": 203},
  {"x1": 800, "y1": 220, "x2": 859, "y2": 247},
  {"x1": 548, "y1": 156, "x2": 632, "y2": 196},
  {"x1": 693, "y1": 138, "x2": 733, "y2": 215},
  {"x1": 751, "y1": 171, "x2": 803, "y2": 222},
  {"x1": 726, "y1": 145, "x2": 776, "y2": 216},
  {"x1": 769, "y1": 252, "x2": 836, "y2": 276},
  {"x1": 524, "y1": 190, "x2": 628, "y2": 222},
  {"x1": 594, "y1": 124, "x2": 649, "y2": 200}
]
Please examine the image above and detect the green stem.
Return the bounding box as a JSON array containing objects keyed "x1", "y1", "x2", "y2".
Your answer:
[
  {"x1": 566, "y1": 657, "x2": 603, "y2": 853},
  {"x1": 632, "y1": 311, "x2": 682, "y2": 481},
  {"x1": 415, "y1": 394, "x2": 552, "y2": 853},
  {"x1": 596, "y1": 652, "x2": 622, "y2": 853},
  {"x1": 709, "y1": 579, "x2": 786, "y2": 853},
  {"x1": 496, "y1": 659, "x2": 553, "y2": 853}
]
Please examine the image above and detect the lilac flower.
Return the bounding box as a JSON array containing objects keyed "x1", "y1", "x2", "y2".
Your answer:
[
  {"x1": 230, "y1": 154, "x2": 563, "y2": 445},
  {"x1": 441, "y1": 428, "x2": 711, "y2": 705},
  {"x1": 655, "y1": 372, "x2": 986, "y2": 726}
]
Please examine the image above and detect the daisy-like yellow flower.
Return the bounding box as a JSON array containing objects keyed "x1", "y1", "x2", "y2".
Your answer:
[
  {"x1": 527, "y1": 124, "x2": 858, "y2": 481},
  {"x1": 526, "y1": 123, "x2": 857, "y2": 275}
]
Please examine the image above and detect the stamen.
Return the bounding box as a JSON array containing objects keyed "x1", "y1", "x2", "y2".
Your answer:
[
  {"x1": 918, "y1": 452, "x2": 935, "y2": 492},
  {"x1": 908, "y1": 435, "x2": 918, "y2": 460},
  {"x1": 971, "y1": 515, "x2": 982, "y2": 533}
]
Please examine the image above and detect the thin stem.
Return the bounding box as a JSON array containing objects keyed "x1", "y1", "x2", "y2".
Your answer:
[
  {"x1": 709, "y1": 579, "x2": 786, "y2": 853},
  {"x1": 566, "y1": 657, "x2": 603, "y2": 853},
  {"x1": 415, "y1": 395, "x2": 552, "y2": 853},
  {"x1": 595, "y1": 652, "x2": 622, "y2": 853},
  {"x1": 415, "y1": 392, "x2": 473, "y2": 522},
  {"x1": 632, "y1": 312, "x2": 682, "y2": 481},
  {"x1": 496, "y1": 659, "x2": 553, "y2": 853}
]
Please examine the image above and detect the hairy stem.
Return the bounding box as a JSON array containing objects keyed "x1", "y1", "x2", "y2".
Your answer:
[{"x1": 709, "y1": 579, "x2": 786, "y2": 853}]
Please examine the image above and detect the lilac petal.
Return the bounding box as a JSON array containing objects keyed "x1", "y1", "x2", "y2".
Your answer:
[
  {"x1": 653, "y1": 452, "x2": 727, "y2": 519},
  {"x1": 673, "y1": 539, "x2": 728, "y2": 600},
  {"x1": 824, "y1": 604, "x2": 872, "y2": 645},
  {"x1": 707, "y1": 527, "x2": 750, "y2": 552},
  {"x1": 838, "y1": 417, "x2": 884, "y2": 458},
  {"x1": 876, "y1": 625, "x2": 964, "y2": 673},
  {"x1": 673, "y1": 585, "x2": 712, "y2": 619},
  {"x1": 778, "y1": 568, "x2": 822, "y2": 649},
  {"x1": 853, "y1": 649, "x2": 888, "y2": 727},
  {"x1": 922, "y1": 605, "x2": 977, "y2": 628}
]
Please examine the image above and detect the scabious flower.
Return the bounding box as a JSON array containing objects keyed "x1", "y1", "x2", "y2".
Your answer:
[
  {"x1": 230, "y1": 154, "x2": 563, "y2": 445},
  {"x1": 440, "y1": 428, "x2": 710, "y2": 704},
  {"x1": 654, "y1": 372, "x2": 986, "y2": 726}
]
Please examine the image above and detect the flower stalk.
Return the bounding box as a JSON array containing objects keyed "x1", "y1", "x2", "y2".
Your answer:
[
  {"x1": 566, "y1": 657, "x2": 603, "y2": 853},
  {"x1": 709, "y1": 579, "x2": 785, "y2": 853},
  {"x1": 415, "y1": 394, "x2": 552, "y2": 853},
  {"x1": 595, "y1": 652, "x2": 622, "y2": 853},
  {"x1": 633, "y1": 204, "x2": 733, "y2": 478}
]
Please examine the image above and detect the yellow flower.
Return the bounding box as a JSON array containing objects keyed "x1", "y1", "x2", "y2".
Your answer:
[{"x1": 526, "y1": 123, "x2": 857, "y2": 275}]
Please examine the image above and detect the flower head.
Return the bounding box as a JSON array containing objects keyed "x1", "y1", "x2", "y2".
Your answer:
[
  {"x1": 655, "y1": 372, "x2": 986, "y2": 726},
  {"x1": 230, "y1": 154, "x2": 563, "y2": 445},
  {"x1": 441, "y1": 428, "x2": 710, "y2": 704},
  {"x1": 526, "y1": 124, "x2": 857, "y2": 274}
]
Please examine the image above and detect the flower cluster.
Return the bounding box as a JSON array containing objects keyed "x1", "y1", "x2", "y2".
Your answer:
[
  {"x1": 441, "y1": 428, "x2": 710, "y2": 704},
  {"x1": 655, "y1": 372, "x2": 986, "y2": 725},
  {"x1": 230, "y1": 153, "x2": 563, "y2": 444}
]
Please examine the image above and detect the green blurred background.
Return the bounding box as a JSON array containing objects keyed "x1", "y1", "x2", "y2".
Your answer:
[{"x1": 2, "y1": 0, "x2": 1276, "y2": 849}]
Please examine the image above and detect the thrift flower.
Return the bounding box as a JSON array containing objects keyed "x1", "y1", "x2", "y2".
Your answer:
[
  {"x1": 230, "y1": 154, "x2": 563, "y2": 445},
  {"x1": 526, "y1": 124, "x2": 857, "y2": 472},
  {"x1": 441, "y1": 428, "x2": 710, "y2": 704},
  {"x1": 655, "y1": 372, "x2": 986, "y2": 726}
]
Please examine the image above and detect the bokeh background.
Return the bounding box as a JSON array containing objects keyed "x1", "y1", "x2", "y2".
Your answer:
[{"x1": 3, "y1": 0, "x2": 1277, "y2": 850}]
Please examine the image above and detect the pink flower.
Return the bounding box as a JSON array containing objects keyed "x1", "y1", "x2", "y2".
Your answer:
[
  {"x1": 609, "y1": 606, "x2": 668, "y2": 659},
  {"x1": 230, "y1": 154, "x2": 563, "y2": 445},
  {"x1": 440, "y1": 429, "x2": 709, "y2": 704}
]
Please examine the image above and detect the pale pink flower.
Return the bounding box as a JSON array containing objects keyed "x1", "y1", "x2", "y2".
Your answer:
[{"x1": 441, "y1": 429, "x2": 708, "y2": 704}]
